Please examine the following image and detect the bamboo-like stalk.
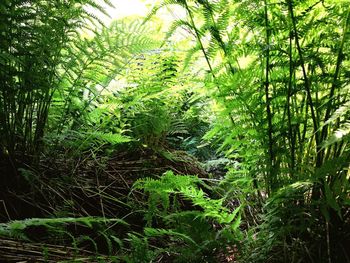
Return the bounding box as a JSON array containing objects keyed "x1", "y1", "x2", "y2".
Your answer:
[
  {"x1": 320, "y1": 9, "x2": 350, "y2": 162},
  {"x1": 263, "y1": 0, "x2": 275, "y2": 193},
  {"x1": 287, "y1": 31, "x2": 295, "y2": 174},
  {"x1": 0, "y1": 0, "x2": 105, "y2": 165},
  {"x1": 287, "y1": 0, "x2": 320, "y2": 154}
]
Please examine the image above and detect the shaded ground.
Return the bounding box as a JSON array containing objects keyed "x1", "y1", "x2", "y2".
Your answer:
[{"x1": 0, "y1": 147, "x2": 239, "y2": 262}]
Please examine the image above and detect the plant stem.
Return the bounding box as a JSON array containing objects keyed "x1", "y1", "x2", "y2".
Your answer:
[
  {"x1": 264, "y1": 0, "x2": 275, "y2": 193},
  {"x1": 287, "y1": 0, "x2": 319, "y2": 154}
]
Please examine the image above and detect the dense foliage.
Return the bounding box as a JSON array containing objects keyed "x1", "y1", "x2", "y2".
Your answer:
[{"x1": 0, "y1": 0, "x2": 349, "y2": 262}]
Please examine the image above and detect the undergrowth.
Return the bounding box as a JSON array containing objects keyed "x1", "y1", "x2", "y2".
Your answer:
[{"x1": 1, "y1": 0, "x2": 350, "y2": 262}]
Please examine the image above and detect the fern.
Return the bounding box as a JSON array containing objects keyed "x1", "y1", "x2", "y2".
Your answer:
[
  {"x1": 135, "y1": 170, "x2": 241, "y2": 226},
  {"x1": 0, "y1": 217, "x2": 128, "y2": 241},
  {"x1": 0, "y1": 0, "x2": 123, "y2": 162},
  {"x1": 50, "y1": 18, "x2": 159, "y2": 135},
  {"x1": 123, "y1": 233, "x2": 156, "y2": 263},
  {"x1": 82, "y1": 131, "x2": 131, "y2": 145},
  {"x1": 132, "y1": 170, "x2": 243, "y2": 261},
  {"x1": 144, "y1": 227, "x2": 199, "y2": 247}
]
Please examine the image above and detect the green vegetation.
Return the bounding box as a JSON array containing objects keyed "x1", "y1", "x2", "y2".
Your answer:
[{"x1": 0, "y1": 0, "x2": 349, "y2": 262}]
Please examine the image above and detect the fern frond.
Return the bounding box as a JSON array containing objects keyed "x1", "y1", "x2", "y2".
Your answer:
[
  {"x1": 85, "y1": 0, "x2": 111, "y2": 18},
  {"x1": 0, "y1": 217, "x2": 128, "y2": 240},
  {"x1": 166, "y1": 19, "x2": 194, "y2": 40},
  {"x1": 83, "y1": 131, "x2": 131, "y2": 145},
  {"x1": 144, "y1": 228, "x2": 199, "y2": 247}
]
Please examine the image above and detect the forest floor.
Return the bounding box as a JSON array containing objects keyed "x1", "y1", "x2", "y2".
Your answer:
[{"x1": 0, "y1": 146, "x2": 237, "y2": 262}]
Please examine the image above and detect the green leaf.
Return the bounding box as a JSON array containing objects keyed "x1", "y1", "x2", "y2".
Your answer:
[{"x1": 324, "y1": 183, "x2": 341, "y2": 213}]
